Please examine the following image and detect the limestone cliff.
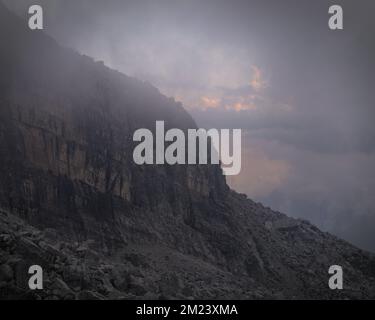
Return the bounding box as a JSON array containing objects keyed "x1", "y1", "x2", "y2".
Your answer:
[{"x1": 0, "y1": 3, "x2": 374, "y2": 299}]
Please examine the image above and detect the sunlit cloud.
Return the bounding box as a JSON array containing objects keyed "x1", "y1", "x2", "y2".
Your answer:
[
  {"x1": 225, "y1": 98, "x2": 257, "y2": 112},
  {"x1": 200, "y1": 96, "x2": 221, "y2": 109},
  {"x1": 250, "y1": 65, "x2": 267, "y2": 91},
  {"x1": 227, "y1": 140, "x2": 290, "y2": 198},
  {"x1": 185, "y1": 65, "x2": 271, "y2": 112}
]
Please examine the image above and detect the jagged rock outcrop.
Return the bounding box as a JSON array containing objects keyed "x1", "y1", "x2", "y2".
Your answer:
[{"x1": 0, "y1": 3, "x2": 374, "y2": 299}]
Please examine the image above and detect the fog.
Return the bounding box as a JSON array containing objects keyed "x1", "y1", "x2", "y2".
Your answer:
[{"x1": 4, "y1": 0, "x2": 375, "y2": 251}]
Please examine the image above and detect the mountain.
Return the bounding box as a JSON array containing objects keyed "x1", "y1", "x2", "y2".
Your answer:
[{"x1": 0, "y1": 3, "x2": 374, "y2": 299}]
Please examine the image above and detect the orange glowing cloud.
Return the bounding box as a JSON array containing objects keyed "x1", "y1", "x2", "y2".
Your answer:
[
  {"x1": 200, "y1": 96, "x2": 221, "y2": 109},
  {"x1": 250, "y1": 65, "x2": 267, "y2": 91},
  {"x1": 226, "y1": 145, "x2": 290, "y2": 198},
  {"x1": 227, "y1": 101, "x2": 257, "y2": 112},
  {"x1": 224, "y1": 95, "x2": 258, "y2": 112}
]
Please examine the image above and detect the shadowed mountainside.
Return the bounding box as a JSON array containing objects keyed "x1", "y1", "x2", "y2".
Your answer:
[{"x1": 0, "y1": 3, "x2": 374, "y2": 299}]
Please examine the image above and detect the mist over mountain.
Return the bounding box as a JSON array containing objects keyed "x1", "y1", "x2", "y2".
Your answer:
[
  {"x1": 4, "y1": 0, "x2": 375, "y2": 252},
  {"x1": 0, "y1": 2, "x2": 375, "y2": 299}
]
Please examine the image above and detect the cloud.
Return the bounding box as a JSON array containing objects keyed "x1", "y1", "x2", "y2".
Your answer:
[
  {"x1": 5, "y1": 0, "x2": 375, "y2": 251},
  {"x1": 200, "y1": 96, "x2": 220, "y2": 109},
  {"x1": 226, "y1": 135, "x2": 375, "y2": 252},
  {"x1": 229, "y1": 101, "x2": 257, "y2": 112},
  {"x1": 227, "y1": 139, "x2": 290, "y2": 198},
  {"x1": 175, "y1": 64, "x2": 270, "y2": 112},
  {"x1": 250, "y1": 65, "x2": 267, "y2": 91}
]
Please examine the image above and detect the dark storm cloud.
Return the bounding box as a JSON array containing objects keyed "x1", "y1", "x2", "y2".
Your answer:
[{"x1": 4, "y1": 0, "x2": 375, "y2": 251}]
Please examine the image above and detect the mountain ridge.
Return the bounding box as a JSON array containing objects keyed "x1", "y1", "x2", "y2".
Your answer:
[{"x1": 0, "y1": 2, "x2": 374, "y2": 299}]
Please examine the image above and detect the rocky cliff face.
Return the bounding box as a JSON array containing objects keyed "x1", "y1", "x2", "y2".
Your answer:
[{"x1": 0, "y1": 3, "x2": 374, "y2": 299}]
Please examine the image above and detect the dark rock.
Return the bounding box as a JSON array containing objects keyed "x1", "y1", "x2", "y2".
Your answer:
[
  {"x1": 0, "y1": 2, "x2": 374, "y2": 300},
  {"x1": 128, "y1": 276, "x2": 147, "y2": 296},
  {"x1": 0, "y1": 264, "x2": 13, "y2": 282},
  {"x1": 77, "y1": 290, "x2": 104, "y2": 300}
]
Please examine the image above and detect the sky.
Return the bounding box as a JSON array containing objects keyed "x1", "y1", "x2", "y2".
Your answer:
[{"x1": 4, "y1": 0, "x2": 375, "y2": 251}]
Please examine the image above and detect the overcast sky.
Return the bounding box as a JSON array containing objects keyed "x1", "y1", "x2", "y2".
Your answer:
[{"x1": 4, "y1": 0, "x2": 375, "y2": 251}]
